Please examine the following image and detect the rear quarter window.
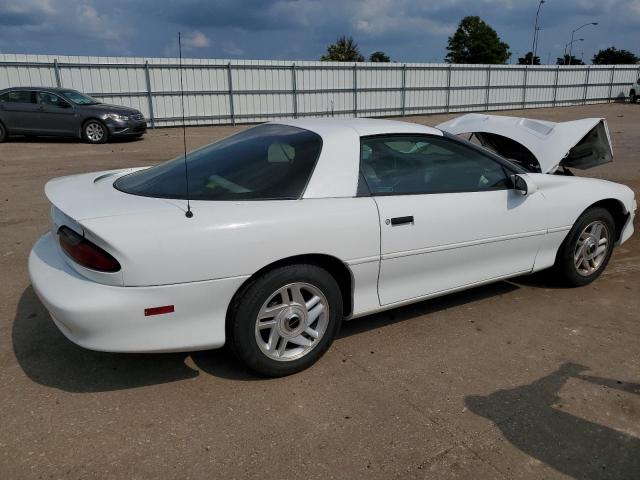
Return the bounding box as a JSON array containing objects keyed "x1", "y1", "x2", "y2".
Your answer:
[{"x1": 0, "y1": 91, "x2": 34, "y2": 103}]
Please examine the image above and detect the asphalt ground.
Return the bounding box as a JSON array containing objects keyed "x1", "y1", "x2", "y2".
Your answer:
[{"x1": 1, "y1": 103, "x2": 639, "y2": 479}]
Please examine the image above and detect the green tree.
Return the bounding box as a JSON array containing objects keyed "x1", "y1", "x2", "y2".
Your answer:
[
  {"x1": 369, "y1": 51, "x2": 391, "y2": 62},
  {"x1": 445, "y1": 16, "x2": 510, "y2": 64},
  {"x1": 320, "y1": 36, "x2": 364, "y2": 62},
  {"x1": 592, "y1": 47, "x2": 639, "y2": 65},
  {"x1": 556, "y1": 54, "x2": 584, "y2": 66},
  {"x1": 518, "y1": 52, "x2": 540, "y2": 65}
]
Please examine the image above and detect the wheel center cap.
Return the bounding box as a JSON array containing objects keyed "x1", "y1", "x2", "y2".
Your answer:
[
  {"x1": 277, "y1": 306, "x2": 307, "y2": 338},
  {"x1": 286, "y1": 314, "x2": 301, "y2": 330},
  {"x1": 584, "y1": 237, "x2": 598, "y2": 259}
]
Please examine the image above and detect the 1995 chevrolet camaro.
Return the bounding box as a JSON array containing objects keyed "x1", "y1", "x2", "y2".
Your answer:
[{"x1": 29, "y1": 116, "x2": 636, "y2": 376}]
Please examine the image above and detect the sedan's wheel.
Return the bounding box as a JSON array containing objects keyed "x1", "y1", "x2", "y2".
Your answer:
[
  {"x1": 228, "y1": 264, "x2": 343, "y2": 377},
  {"x1": 554, "y1": 207, "x2": 615, "y2": 286},
  {"x1": 0, "y1": 122, "x2": 6, "y2": 142},
  {"x1": 83, "y1": 121, "x2": 108, "y2": 144}
]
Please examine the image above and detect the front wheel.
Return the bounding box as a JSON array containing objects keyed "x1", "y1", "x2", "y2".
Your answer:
[
  {"x1": 83, "y1": 120, "x2": 108, "y2": 144},
  {"x1": 0, "y1": 122, "x2": 6, "y2": 142},
  {"x1": 554, "y1": 207, "x2": 615, "y2": 286},
  {"x1": 228, "y1": 264, "x2": 343, "y2": 377},
  {"x1": 631, "y1": 91, "x2": 638, "y2": 103}
]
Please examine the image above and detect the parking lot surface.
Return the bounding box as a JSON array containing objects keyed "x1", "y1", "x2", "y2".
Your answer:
[{"x1": 1, "y1": 103, "x2": 639, "y2": 479}]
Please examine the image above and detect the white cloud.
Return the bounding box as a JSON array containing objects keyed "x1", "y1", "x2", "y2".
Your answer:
[{"x1": 183, "y1": 31, "x2": 210, "y2": 49}]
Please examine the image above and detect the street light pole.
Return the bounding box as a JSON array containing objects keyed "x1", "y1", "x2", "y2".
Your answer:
[
  {"x1": 564, "y1": 39, "x2": 584, "y2": 64},
  {"x1": 569, "y1": 22, "x2": 598, "y2": 65},
  {"x1": 531, "y1": 0, "x2": 545, "y2": 65}
]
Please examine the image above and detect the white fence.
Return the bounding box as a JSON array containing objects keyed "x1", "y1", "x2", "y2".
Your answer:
[{"x1": 1, "y1": 54, "x2": 638, "y2": 127}]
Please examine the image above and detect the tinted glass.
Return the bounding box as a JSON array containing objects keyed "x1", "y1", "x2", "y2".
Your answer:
[
  {"x1": 115, "y1": 124, "x2": 323, "y2": 200},
  {"x1": 0, "y1": 91, "x2": 34, "y2": 104},
  {"x1": 61, "y1": 90, "x2": 100, "y2": 105},
  {"x1": 360, "y1": 135, "x2": 509, "y2": 195},
  {"x1": 38, "y1": 92, "x2": 70, "y2": 107}
]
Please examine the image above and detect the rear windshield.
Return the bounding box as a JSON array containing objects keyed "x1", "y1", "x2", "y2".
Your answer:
[{"x1": 114, "y1": 124, "x2": 323, "y2": 200}]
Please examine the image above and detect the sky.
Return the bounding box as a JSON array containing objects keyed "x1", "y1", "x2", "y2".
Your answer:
[{"x1": 0, "y1": 0, "x2": 639, "y2": 64}]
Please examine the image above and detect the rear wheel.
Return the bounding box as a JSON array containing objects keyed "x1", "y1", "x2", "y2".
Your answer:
[
  {"x1": 554, "y1": 207, "x2": 615, "y2": 286},
  {"x1": 0, "y1": 122, "x2": 6, "y2": 142},
  {"x1": 83, "y1": 120, "x2": 108, "y2": 144},
  {"x1": 228, "y1": 264, "x2": 343, "y2": 377}
]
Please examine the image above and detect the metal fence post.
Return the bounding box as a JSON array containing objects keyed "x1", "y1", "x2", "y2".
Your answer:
[
  {"x1": 583, "y1": 65, "x2": 591, "y2": 105},
  {"x1": 291, "y1": 63, "x2": 298, "y2": 118},
  {"x1": 445, "y1": 64, "x2": 452, "y2": 113},
  {"x1": 552, "y1": 65, "x2": 560, "y2": 107},
  {"x1": 353, "y1": 63, "x2": 358, "y2": 117},
  {"x1": 608, "y1": 66, "x2": 616, "y2": 102},
  {"x1": 227, "y1": 62, "x2": 235, "y2": 125},
  {"x1": 143, "y1": 61, "x2": 155, "y2": 128},
  {"x1": 522, "y1": 66, "x2": 528, "y2": 109},
  {"x1": 485, "y1": 65, "x2": 491, "y2": 111},
  {"x1": 401, "y1": 64, "x2": 407, "y2": 116},
  {"x1": 53, "y1": 59, "x2": 62, "y2": 87}
]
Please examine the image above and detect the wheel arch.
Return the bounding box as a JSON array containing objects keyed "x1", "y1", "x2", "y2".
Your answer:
[
  {"x1": 581, "y1": 198, "x2": 629, "y2": 242},
  {"x1": 226, "y1": 253, "x2": 354, "y2": 326}
]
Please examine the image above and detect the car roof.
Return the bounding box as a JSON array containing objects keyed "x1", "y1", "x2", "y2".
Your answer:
[
  {"x1": 0, "y1": 86, "x2": 75, "y2": 94},
  {"x1": 275, "y1": 118, "x2": 443, "y2": 138}
]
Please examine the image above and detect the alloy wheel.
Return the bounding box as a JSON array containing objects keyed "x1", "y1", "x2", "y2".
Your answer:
[
  {"x1": 574, "y1": 220, "x2": 610, "y2": 277},
  {"x1": 85, "y1": 122, "x2": 105, "y2": 142},
  {"x1": 254, "y1": 282, "x2": 329, "y2": 361}
]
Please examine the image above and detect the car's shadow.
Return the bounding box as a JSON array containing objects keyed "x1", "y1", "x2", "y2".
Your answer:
[{"x1": 13, "y1": 281, "x2": 520, "y2": 392}]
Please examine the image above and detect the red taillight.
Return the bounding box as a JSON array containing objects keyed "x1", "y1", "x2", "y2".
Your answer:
[{"x1": 57, "y1": 226, "x2": 121, "y2": 273}]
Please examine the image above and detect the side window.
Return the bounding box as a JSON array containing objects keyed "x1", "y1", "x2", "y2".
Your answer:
[
  {"x1": 0, "y1": 91, "x2": 34, "y2": 104},
  {"x1": 360, "y1": 135, "x2": 510, "y2": 196},
  {"x1": 38, "y1": 92, "x2": 70, "y2": 108}
]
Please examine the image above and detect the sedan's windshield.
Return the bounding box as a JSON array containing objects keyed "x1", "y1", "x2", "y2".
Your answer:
[
  {"x1": 114, "y1": 124, "x2": 323, "y2": 201},
  {"x1": 61, "y1": 90, "x2": 100, "y2": 105}
]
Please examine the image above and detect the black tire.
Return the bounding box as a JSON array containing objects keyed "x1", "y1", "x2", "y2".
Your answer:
[
  {"x1": 0, "y1": 122, "x2": 6, "y2": 142},
  {"x1": 227, "y1": 264, "x2": 343, "y2": 377},
  {"x1": 553, "y1": 207, "x2": 615, "y2": 287},
  {"x1": 631, "y1": 91, "x2": 638, "y2": 103},
  {"x1": 83, "y1": 120, "x2": 109, "y2": 144}
]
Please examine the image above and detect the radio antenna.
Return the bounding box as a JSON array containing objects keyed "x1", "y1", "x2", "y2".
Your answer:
[{"x1": 178, "y1": 32, "x2": 193, "y2": 218}]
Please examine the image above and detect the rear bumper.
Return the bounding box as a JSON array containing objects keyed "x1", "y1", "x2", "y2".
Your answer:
[{"x1": 29, "y1": 232, "x2": 248, "y2": 353}]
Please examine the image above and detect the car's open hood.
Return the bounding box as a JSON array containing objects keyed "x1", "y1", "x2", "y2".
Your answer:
[{"x1": 436, "y1": 114, "x2": 613, "y2": 173}]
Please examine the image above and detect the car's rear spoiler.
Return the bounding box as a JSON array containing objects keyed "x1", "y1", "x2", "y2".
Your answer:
[{"x1": 436, "y1": 114, "x2": 613, "y2": 173}]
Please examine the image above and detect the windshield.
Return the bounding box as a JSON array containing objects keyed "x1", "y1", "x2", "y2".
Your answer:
[
  {"x1": 114, "y1": 124, "x2": 323, "y2": 200},
  {"x1": 61, "y1": 90, "x2": 100, "y2": 105}
]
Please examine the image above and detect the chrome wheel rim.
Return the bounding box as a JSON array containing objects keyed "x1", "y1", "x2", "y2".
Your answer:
[
  {"x1": 574, "y1": 220, "x2": 609, "y2": 277},
  {"x1": 254, "y1": 282, "x2": 329, "y2": 362},
  {"x1": 86, "y1": 122, "x2": 104, "y2": 142}
]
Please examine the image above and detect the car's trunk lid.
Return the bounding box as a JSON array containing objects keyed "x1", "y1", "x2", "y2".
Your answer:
[{"x1": 45, "y1": 168, "x2": 185, "y2": 222}]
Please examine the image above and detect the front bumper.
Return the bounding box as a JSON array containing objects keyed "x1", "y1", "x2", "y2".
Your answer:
[
  {"x1": 28, "y1": 232, "x2": 248, "y2": 353},
  {"x1": 105, "y1": 119, "x2": 147, "y2": 137}
]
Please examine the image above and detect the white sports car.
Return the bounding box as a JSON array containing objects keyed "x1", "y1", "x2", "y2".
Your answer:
[{"x1": 29, "y1": 115, "x2": 636, "y2": 376}]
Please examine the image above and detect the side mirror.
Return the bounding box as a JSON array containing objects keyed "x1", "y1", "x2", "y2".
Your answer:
[{"x1": 511, "y1": 174, "x2": 537, "y2": 196}]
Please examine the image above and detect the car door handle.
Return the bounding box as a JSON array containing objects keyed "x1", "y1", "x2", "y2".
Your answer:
[{"x1": 389, "y1": 216, "x2": 414, "y2": 226}]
